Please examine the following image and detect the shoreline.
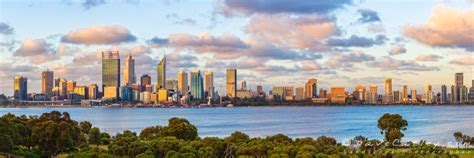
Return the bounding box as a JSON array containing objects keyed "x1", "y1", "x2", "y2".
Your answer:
[{"x1": 1, "y1": 104, "x2": 474, "y2": 108}]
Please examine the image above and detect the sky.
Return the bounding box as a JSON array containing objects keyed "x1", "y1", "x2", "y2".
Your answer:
[{"x1": 0, "y1": 0, "x2": 473, "y2": 95}]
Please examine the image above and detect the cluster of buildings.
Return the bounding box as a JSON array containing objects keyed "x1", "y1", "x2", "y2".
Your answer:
[{"x1": 4, "y1": 51, "x2": 474, "y2": 106}]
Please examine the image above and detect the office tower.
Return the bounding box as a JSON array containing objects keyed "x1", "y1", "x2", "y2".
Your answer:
[
  {"x1": 271, "y1": 86, "x2": 285, "y2": 101},
  {"x1": 384, "y1": 78, "x2": 392, "y2": 96},
  {"x1": 402, "y1": 84, "x2": 408, "y2": 102},
  {"x1": 54, "y1": 78, "x2": 60, "y2": 87},
  {"x1": 178, "y1": 71, "x2": 189, "y2": 95},
  {"x1": 67, "y1": 80, "x2": 76, "y2": 93},
  {"x1": 461, "y1": 86, "x2": 468, "y2": 103},
  {"x1": 355, "y1": 85, "x2": 366, "y2": 101},
  {"x1": 102, "y1": 51, "x2": 120, "y2": 88},
  {"x1": 140, "y1": 74, "x2": 151, "y2": 92},
  {"x1": 241, "y1": 80, "x2": 247, "y2": 90},
  {"x1": 256, "y1": 85, "x2": 265, "y2": 97},
  {"x1": 74, "y1": 86, "x2": 88, "y2": 100},
  {"x1": 295, "y1": 86, "x2": 305, "y2": 101},
  {"x1": 319, "y1": 88, "x2": 327, "y2": 98},
  {"x1": 190, "y1": 70, "x2": 204, "y2": 100},
  {"x1": 157, "y1": 57, "x2": 166, "y2": 89},
  {"x1": 451, "y1": 85, "x2": 457, "y2": 103},
  {"x1": 454, "y1": 73, "x2": 463, "y2": 102},
  {"x1": 41, "y1": 70, "x2": 53, "y2": 97},
  {"x1": 284, "y1": 86, "x2": 294, "y2": 100},
  {"x1": 330, "y1": 87, "x2": 346, "y2": 103},
  {"x1": 226, "y1": 69, "x2": 237, "y2": 98},
  {"x1": 393, "y1": 90, "x2": 401, "y2": 103},
  {"x1": 411, "y1": 89, "x2": 417, "y2": 102},
  {"x1": 58, "y1": 78, "x2": 67, "y2": 98},
  {"x1": 470, "y1": 80, "x2": 474, "y2": 102},
  {"x1": 124, "y1": 54, "x2": 135, "y2": 86},
  {"x1": 166, "y1": 79, "x2": 178, "y2": 92},
  {"x1": 204, "y1": 70, "x2": 213, "y2": 95},
  {"x1": 13, "y1": 75, "x2": 28, "y2": 100},
  {"x1": 424, "y1": 84, "x2": 433, "y2": 103},
  {"x1": 88, "y1": 84, "x2": 98, "y2": 99},
  {"x1": 305, "y1": 78, "x2": 317, "y2": 98},
  {"x1": 441, "y1": 85, "x2": 447, "y2": 103},
  {"x1": 369, "y1": 85, "x2": 378, "y2": 104},
  {"x1": 120, "y1": 86, "x2": 133, "y2": 101}
]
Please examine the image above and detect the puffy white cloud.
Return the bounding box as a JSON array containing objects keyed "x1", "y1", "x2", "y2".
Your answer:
[
  {"x1": 61, "y1": 25, "x2": 137, "y2": 45},
  {"x1": 325, "y1": 50, "x2": 375, "y2": 70},
  {"x1": 388, "y1": 44, "x2": 407, "y2": 55},
  {"x1": 14, "y1": 39, "x2": 59, "y2": 64},
  {"x1": 404, "y1": 6, "x2": 474, "y2": 51}
]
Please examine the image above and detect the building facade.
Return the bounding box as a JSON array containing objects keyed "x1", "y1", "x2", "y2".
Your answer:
[
  {"x1": 178, "y1": 71, "x2": 188, "y2": 95},
  {"x1": 226, "y1": 69, "x2": 237, "y2": 98},
  {"x1": 124, "y1": 54, "x2": 135, "y2": 86},
  {"x1": 41, "y1": 70, "x2": 54, "y2": 97},
  {"x1": 14, "y1": 76, "x2": 28, "y2": 100},
  {"x1": 102, "y1": 51, "x2": 120, "y2": 93},
  {"x1": 157, "y1": 57, "x2": 166, "y2": 90},
  {"x1": 190, "y1": 70, "x2": 204, "y2": 100},
  {"x1": 305, "y1": 78, "x2": 317, "y2": 98}
]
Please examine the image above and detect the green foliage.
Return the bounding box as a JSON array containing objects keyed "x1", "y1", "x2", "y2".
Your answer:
[
  {"x1": 88, "y1": 127, "x2": 101, "y2": 145},
  {"x1": 80, "y1": 121, "x2": 92, "y2": 134},
  {"x1": 377, "y1": 113, "x2": 408, "y2": 146}
]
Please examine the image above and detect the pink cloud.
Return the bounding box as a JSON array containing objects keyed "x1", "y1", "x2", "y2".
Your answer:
[
  {"x1": 61, "y1": 25, "x2": 137, "y2": 45},
  {"x1": 450, "y1": 55, "x2": 474, "y2": 65}
]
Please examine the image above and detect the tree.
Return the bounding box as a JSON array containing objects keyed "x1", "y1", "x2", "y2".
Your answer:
[
  {"x1": 89, "y1": 127, "x2": 101, "y2": 146},
  {"x1": 377, "y1": 113, "x2": 408, "y2": 146},
  {"x1": 80, "y1": 121, "x2": 92, "y2": 134},
  {"x1": 139, "y1": 125, "x2": 163, "y2": 140},
  {"x1": 161, "y1": 118, "x2": 198, "y2": 141},
  {"x1": 226, "y1": 131, "x2": 250, "y2": 144}
]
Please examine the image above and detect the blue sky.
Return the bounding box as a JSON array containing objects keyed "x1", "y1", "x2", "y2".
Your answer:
[{"x1": 0, "y1": 0, "x2": 473, "y2": 95}]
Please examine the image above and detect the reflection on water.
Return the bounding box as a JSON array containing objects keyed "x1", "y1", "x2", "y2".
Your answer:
[{"x1": 1, "y1": 106, "x2": 473, "y2": 144}]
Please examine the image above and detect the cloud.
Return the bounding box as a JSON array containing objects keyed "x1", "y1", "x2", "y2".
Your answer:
[
  {"x1": 415, "y1": 54, "x2": 443, "y2": 62},
  {"x1": 218, "y1": 0, "x2": 353, "y2": 16},
  {"x1": 326, "y1": 34, "x2": 387, "y2": 47},
  {"x1": 166, "y1": 13, "x2": 197, "y2": 25},
  {"x1": 14, "y1": 39, "x2": 59, "y2": 64},
  {"x1": 357, "y1": 9, "x2": 381, "y2": 23},
  {"x1": 367, "y1": 23, "x2": 385, "y2": 33},
  {"x1": 82, "y1": 0, "x2": 106, "y2": 10},
  {"x1": 404, "y1": 6, "x2": 474, "y2": 51},
  {"x1": 388, "y1": 44, "x2": 407, "y2": 55},
  {"x1": 369, "y1": 56, "x2": 439, "y2": 71},
  {"x1": 245, "y1": 14, "x2": 340, "y2": 51},
  {"x1": 449, "y1": 55, "x2": 474, "y2": 65},
  {"x1": 61, "y1": 25, "x2": 137, "y2": 45},
  {"x1": 325, "y1": 50, "x2": 375, "y2": 69},
  {"x1": 0, "y1": 22, "x2": 14, "y2": 35},
  {"x1": 167, "y1": 53, "x2": 199, "y2": 68}
]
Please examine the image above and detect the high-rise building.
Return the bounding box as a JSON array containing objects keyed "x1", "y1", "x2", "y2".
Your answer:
[
  {"x1": 241, "y1": 80, "x2": 247, "y2": 90},
  {"x1": 393, "y1": 90, "x2": 401, "y2": 103},
  {"x1": 441, "y1": 85, "x2": 447, "y2": 103},
  {"x1": 355, "y1": 85, "x2": 366, "y2": 101},
  {"x1": 295, "y1": 86, "x2": 305, "y2": 101},
  {"x1": 67, "y1": 80, "x2": 76, "y2": 93},
  {"x1": 305, "y1": 78, "x2": 317, "y2": 98},
  {"x1": 384, "y1": 78, "x2": 392, "y2": 96},
  {"x1": 157, "y1": 57, "x2": 166, "y2": 90},
  {"x1": 178, "y1": 71, "x2": 189, "y2": 95},
  {"x1": 58, "y1": 78, "x2": 67, "y2": 98},
  {"x1": 454, "y1": 73, "x2": 463, "y2": 102},
  {"x1": 190, "y1": 70, "x2": 204, "y2": 100},
  {"x1": 13, "y1": 75, "x2": 28, "y2": 100},
  {"x1": 204, "y1": 71, "x2": 213, "y2": 94},
  {"x1": 124, "y1": 53, "x2": 135, "y2": 86},
  {"x1": 102, "y1": 51, "x2": 120, "y2": 90},
  {"x1": 226, "y1": 69, "x2": 237, "y2": 98},
  {"x1": 271, "y1": 86, "x2": 285, "y2": 101},
  {"x1": 402, "y1": 84, "x2": 408, "y2": 102},
  {"x1": 319, "y1": 88, "x2": 327, "y2": 98},
  {"x1": 88, "y1": 84, "x2": 98, "y2": 99},
  {"x1": 424, "y1": 84, "x2": 433, "y2": 103},
  {"x1": 330, "y1": 87, "x2": 346, "y2": 103},
  {"x1": 256, "y1": 85, "x2": 265, "y2": 97},
  {"x1": 166, "y1": 79, "x2": 178, "y2": 92},
  {"x1": 140, "y1": 74, "x2": 151, "y2": 92},
  {"x1": 74, "y1": 86, "x2": 88, "y2": 100},
  {"x1": 461, "y1": 86, "x2": 468, "y2": 103},
  {"x1": 369, "y1": 85, "x2": 378, "y2": 104},
  {"x1": 469, "y1": 80, "x2": 474, "y2": 102},
  {"x1": 284, "y1": 86, "x2": 294, "y2": 100},
  {"x1": 451, "y1": 85, "x2": 457, "y2": 103},
  {"x1": 41, "y1": 70, "x2": 53, "y2": 97},
  {"x1": 411, "y1": 89, "x2": 417, "y2": 102}
]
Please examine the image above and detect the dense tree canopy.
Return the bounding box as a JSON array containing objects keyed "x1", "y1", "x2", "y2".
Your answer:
[{"x1": 377, "y1": 113, "x2": 408, "y2": 146}]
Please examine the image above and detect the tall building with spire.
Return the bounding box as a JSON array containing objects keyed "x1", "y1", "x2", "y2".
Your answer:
[
  {"x1": 13, "y1": 75, "x2": 28, "y2": 100},
  {"x1": 226, "y1": 69, "x2": 237, "y2": 98},
  {"x1": 124, "y1": 53, "x2": 135, "y2": 86},
  {"x1": 41, "y1": 70, "x2": 54, "y2": 97},
  {"x1": 157, "y1": 57, "x2": 166, "y2": 90}
]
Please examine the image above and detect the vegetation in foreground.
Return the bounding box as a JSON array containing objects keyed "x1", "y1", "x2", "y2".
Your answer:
[{"x1": 0, "y1": 111, "x2": 473, "y2": 158}]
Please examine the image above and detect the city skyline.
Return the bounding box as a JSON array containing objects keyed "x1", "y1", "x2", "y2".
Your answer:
[{"x1": 0, "y1": 0, "x2": 473, "y2": 95}]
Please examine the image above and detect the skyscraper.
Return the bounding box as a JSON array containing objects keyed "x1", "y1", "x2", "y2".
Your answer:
[
  {"x1": 124, "y1": 53, "x2": 135, "y2": 86},
  {"x1": 369, "y1": 85, "x2": 378, "y2": 104},
  {"x1": 67, "y1": 80, "x2": 76, "y2": 93},
  {"x1": 41, "y1": 70, "x2": 53, "y2": 97},
  {"x1": 204, "y1": 70, "x2": 213, "y2": 95},
  {"x1": 102, "y1": 51, "x2": 120, "y2": 88},
  {"x1": 58, "y1": 78, "x2": 67, "y2": 98},
  {"x1": 178, "y1": 71, "x2": 189, "y2": 95},
  {"x1": 441, "y1": 85, "x2": 447, "y2": 103},
  {"x1": 384, "y1": 78, "x2": 392, "y2": 96},
  {"x1": 190, "y1": 69, "x2": 204, "y2": 100},
  {"x1": 402, "y1": 84, "x2": 408, "y2": 102},
  {"x1": 88, "y1": 84, "x2": 98, "y2": 99},
  {"x1": 157, "y1": 57, "x2": 166, "y2": 90},
  {"x1": 411, "y1": 89, "x2": 417, "y2": 102},
  {"x1": 305, "y1": 78, "x2": 317, "y2": 98},
  {"x1": 454, "y1": 73, "x2": 463, "y2": 102},
  {"x1": 295, "y1": 86, "x2": 305, "y2": 101},
  {"x1": 226, "y1": 69, "x2": 237, "y2": 98},
  {"x1": 140, "y1": 74, "x2": 151, "y2": 92},
  {"x1": 13, "y1": 75, "x2": 27, "y2": 100},
  {"x1": 241, "y1": 80, "x2": 247, "y2": 90}
]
